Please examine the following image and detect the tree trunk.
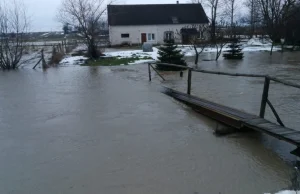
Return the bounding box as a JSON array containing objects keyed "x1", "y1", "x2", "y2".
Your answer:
[
  {"x1": 231, "y1": 1, "x2": 234, "y2": 37},
  {"x1": 211, "y1": 21, "x2": 216, "y2": 42},
  {"x1": 88, "y1": 38, "x2": 100, "y2": 59},
  {"x1": 270, "y1": 43, "x2": 274, "y2": 56},
  {"x1": 216, "y1": 47, "x2": 221, "y2": 61},
  {"x1": 250, "y1": 0, "x2": 254, "y2": 38},
  {"x1": 292, "y1": 42, "x2": 296, "y2": 51},
  {"x1": 216, "y1": 52, "x2": 221, "y2": 61},
  {"x1": 194, "y1": 45, "x2": 199, "y2": 65}
]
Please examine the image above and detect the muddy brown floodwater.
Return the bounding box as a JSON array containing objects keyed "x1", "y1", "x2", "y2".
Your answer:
[{"x1": 0, "y1": 51, "x2": 300, "y2": 194}]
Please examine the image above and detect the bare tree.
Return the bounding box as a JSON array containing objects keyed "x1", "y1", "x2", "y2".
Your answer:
[
  {"x1": 206, "y1": 0, "x2": 222, "y2": 42},
  {"x1": 0, "y1": 0, "x2": 29, "y2": 70},
  {"x1": 286, "y1": 4, "x2": 300, "y2": 50},
  {"x1": 189, "y1": 0, "x2": 205, "y2": 3},
  {"x1": 259, "y1": 0, "x2": 298, "y2": 55},
  {"x1": 224, "y1": 0, "x2": 239, "y2": 35},
  {"x1": 57, "y1": 0, "x2": 109, "y2": 59},
  {"x1": 245, "y1": 0, "x2": 262, "y2": 37},
  {"x1": 214, "y1": 20, "x2": 229, "y2": 61},
  {"x1": 178, "y1": 24, "x2": 209, "y2": 65}
]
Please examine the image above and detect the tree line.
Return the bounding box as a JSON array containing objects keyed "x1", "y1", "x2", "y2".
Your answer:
[{"x1": 192, "y1": 0, "x2": 300, "y2": 49}]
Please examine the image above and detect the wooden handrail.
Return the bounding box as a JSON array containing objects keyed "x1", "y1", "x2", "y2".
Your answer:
[
  {"x1": 192, "y1": 69, "x2": 266, "y2": 78},
  {"x1": 268, "y1": 76, "x2": 300, "y2": 89},
  {"x1": 149, "y1": 62, "x2": 191, "y2": 70},
  {"x1": 149, "y1": 62, "x2": 300, "y2": 89}
]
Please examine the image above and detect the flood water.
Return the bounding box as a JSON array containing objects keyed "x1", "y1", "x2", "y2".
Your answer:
[{"x1": 0, "y1": 51, "x2": 300, "y2": 194}]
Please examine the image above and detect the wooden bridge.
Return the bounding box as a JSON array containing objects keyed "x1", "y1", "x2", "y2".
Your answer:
[{"x1": 148, "y1": 62, "x2": 300, "y2": 157}]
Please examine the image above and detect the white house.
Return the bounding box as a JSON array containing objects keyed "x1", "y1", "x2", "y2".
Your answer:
[{"x1": 107, "y1": 3, "x2": 209, "y2": 46}]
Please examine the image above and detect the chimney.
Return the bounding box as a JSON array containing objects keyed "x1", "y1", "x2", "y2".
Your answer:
[{"x1": 176, "y1": 1, "x2": 179, "y2": 4}]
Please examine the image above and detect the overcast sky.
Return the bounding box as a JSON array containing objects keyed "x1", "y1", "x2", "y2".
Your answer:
[{"x1": 26, "y1": 0, "x2": 191, "y2": 32}]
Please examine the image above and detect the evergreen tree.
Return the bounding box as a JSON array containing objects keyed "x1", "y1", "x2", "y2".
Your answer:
[
  {"x1": 157, "y1": 40, "x2": 187, "y2": 71},
  {"x1": 63, "y1": 23, "x2": 70, "y2": 35},
  {"x1": 223, "y1": 38, "x2": 244, "y2": 60}
]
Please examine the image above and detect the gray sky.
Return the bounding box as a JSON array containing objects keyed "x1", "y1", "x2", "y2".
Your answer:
[{"x1": 26, "y1": 0, "x2": 191, "y2": 32}]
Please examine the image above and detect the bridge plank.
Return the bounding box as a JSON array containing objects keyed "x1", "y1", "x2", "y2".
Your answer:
[
  {"x1": 163, "y1": 87, "x2": 300, "y2": 147},
  {"x1": 277, "y1": 130, "x2": 300, "y2": 136},
  {"x1": 246, "y1": 118, "x2": 270, "y2": 125},
  {"x1": 171, "y1": 91, "x2": 253, "y2": 120}
]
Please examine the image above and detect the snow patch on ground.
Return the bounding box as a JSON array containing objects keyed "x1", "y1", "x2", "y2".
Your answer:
[
  {"x1": 41, "y1": 33, "x2": 49, "y2": 37},
  {"x1": 129, "y1": 59, "x2": 155, "y2": 65},
  {"x1": 73, "y1": 44, "x2": 88, "y2": 52},
  {"x1": 178, "y1": 38, "x2": 280, "y2": 57},
  {"x1": 247, "y1": 37, "x2": 272, "y2": 46},
  {"x1": 104, "y1": 47, "x2": 159, "y2": 60},
  {"x1": 180, "y1": 46, "x2": 231, "y2": 56},
  {"x1": 60, "y1": 56, "x2": 88, "y2": 65},
  {"x1": 274, "y1": 190, "x2": 300, "y2": 194},
  {"x1": 66, "y1": 38, "x2": 281, "y2": 65},
  {"x1": 102, "y1": 40, "x2": 281, "y2": 62},
  {"x1": 243, "y1": 46, "x2": 281, "y2": 52}
]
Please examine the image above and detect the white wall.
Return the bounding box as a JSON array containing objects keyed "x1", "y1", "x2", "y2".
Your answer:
[{"x1": 109, "y1": 24, "x2": 207, "y2": 46}]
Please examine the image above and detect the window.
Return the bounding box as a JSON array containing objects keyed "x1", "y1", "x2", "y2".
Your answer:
[
  {"x1": 197, "y1": 31, "x2": 203, "y2": 39},
  {"x1": 197, "y1": 31, "x2": 204, "y2": 39},
  {"x1": 164, "y1": 31, "x2": 174, "y2": 41},
  {"x1": 147, "y1": 33, "x2": 155, "y2": 41},
  {"x1": 121, "y1": 33, "x2": 129, "y2": 38},
  {"x1": 171, "y1": 17, "x2": 178, "y2": 24}
]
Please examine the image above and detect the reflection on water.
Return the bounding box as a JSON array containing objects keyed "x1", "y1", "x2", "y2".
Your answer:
[{"x1": 0, "y1": 51, "x2": 300, "y2": 194}]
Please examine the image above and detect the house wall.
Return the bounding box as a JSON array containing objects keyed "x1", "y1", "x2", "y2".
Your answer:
[{"x1": 109, "y1": 24, "x2": 208, "y2": 46}]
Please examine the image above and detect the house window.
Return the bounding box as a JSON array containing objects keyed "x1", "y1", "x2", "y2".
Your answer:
[
  {"x1": 147, "y1": 33, "x2": 155, "y2": 41},
  {"x1": 164, "y1": 31, "x2": 174, "y2": 41},
  {"x1": 198, "y1": 31, "x2": 204, "y2": 39},
  {"x1": 121, "y1": 33, "x2": 129, "y2": 38},
  {"x1": 171, "y1": 17, "x2": 178, "y2": 24}
]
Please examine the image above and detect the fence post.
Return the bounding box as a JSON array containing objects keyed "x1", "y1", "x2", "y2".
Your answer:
[
  {"x1": 187, "y1": 69, "x2": 192, "y2": 95},
  {"x1": 41, "y1": 49, "x2": 47, "y2": 69},
  {"x1": 260, "y1": 76, "x2": 270, "y2": 118},
  {"x1": 148, "y1": 63, "x2": 151, "y2": 81}
]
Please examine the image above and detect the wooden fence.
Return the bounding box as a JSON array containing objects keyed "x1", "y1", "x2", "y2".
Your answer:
[{"x1": 148, "y1": 62, "x2": 300, "y2": 127}]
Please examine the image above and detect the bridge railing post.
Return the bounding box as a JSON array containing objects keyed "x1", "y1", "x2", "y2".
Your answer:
[
  {"x1": 187, "y1": 69, "x2": 192, "y2": 95},
  {"x1": 260, "y1": 76, "x2": 270, "y2": 118},
  {"x1": 148, "y1": 63, "x2": 151, "y2": 81}
]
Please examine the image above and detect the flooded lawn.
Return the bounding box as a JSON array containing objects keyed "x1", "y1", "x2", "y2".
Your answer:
[{"x1": 0, "y1": 51, "x2": 299, "y2": 193}]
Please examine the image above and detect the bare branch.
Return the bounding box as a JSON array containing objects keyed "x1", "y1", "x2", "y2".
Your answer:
[
  {"x1": 0, "y1": 0, "x2": 29, "y2": 70},
  {"x1": 57, "y1": 0, "x2": 108, "y2": 58}
]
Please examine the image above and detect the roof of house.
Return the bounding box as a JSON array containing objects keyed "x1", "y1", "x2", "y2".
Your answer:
[{"x1": 107, "y1": 4, "x2": 209, "y2": 26}]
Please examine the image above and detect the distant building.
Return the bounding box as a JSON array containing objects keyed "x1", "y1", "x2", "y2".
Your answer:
[{"x1": 107, "y1": 3, "x2": 209, "y2": 46}]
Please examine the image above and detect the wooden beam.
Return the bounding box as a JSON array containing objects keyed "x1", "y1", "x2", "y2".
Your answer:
[
  {"x1": 267, "y1": 99, "x2": 285, "y2": 127},
  {"x1": 148, "y1": 63, "x2": 151, "y2": 81},
  {"x1": 187, "y1": 69, "x2": 192, "y2": 95},
  {"x1": 150, "y1": 64, "x2": 166, "y2": 81},
  {"x1": 260, "y1": 77, "x2": 270, "y2": 118},
  {"x1": 269, "y1": 76, "x2": 300, "y2": 89},
  {"x1": 149, "y1": 62, "x2": 190, "y2": 70},
  {"x1": 192, "y1": 69, "x2": 266, "y2": 78}
]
